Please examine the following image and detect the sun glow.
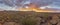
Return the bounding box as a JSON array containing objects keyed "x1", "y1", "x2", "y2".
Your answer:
[
  {"x1": 18, "y1": 7, "x2": 59, "y2": 12},
  {"x1": 17, "y1": 3, "x2": 60, "y2": 12}
]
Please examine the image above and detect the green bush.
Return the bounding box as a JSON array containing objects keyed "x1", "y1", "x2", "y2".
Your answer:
[{"x1": 20, "y1": 16, "x2": 41, "y2": 25}]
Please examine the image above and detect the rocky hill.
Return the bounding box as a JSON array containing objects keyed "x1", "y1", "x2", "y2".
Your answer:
[{"x1": 0, "y1": 11, "x2": 60, "y2": 25}]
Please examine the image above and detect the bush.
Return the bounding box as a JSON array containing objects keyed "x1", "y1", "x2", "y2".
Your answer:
[{"x1": 20, "y1": 16, "x2": 41, "y2": 25}]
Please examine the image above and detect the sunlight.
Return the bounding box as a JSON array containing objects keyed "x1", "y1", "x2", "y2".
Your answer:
[{"x1": 40, "y1": 7, "x2": 46, "y2": 9}]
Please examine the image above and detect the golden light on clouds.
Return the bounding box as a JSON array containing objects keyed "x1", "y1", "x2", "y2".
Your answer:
[
  {"x1": 18, "y1": 7, "x2": 60, "y2": 13},
  {"x1": 17, "y1": 3, "x2": 60, "y2": 13}
]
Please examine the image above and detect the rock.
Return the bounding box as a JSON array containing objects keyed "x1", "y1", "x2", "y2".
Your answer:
[
  {"x1": 50, "y1": 20, "x2": 58, "y2": 24},
  {"x1": 50, "y1": 15, "x2": 59, "y2": 24},
  {"x1": 3, "y1": 22, "x2": 20, "y2": 25},
  {"x1": 0, "y1": 23, "x2": 2, "y2": 25},
  {"x1": 48, "y1": 22, "x2": 52, "y2": 25},
  {"x1": 57, "y1": 22, "x2": 60, "y2": 25}
]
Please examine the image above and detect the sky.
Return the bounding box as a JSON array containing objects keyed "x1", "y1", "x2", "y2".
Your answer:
[{"x1": 0, "y1": 0, "x2": 60, "y2": 10}]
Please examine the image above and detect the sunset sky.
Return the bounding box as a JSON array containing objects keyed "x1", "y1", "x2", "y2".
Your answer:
[{"x1": 0, "y1": 0, "x2": 60, "y2": 10}]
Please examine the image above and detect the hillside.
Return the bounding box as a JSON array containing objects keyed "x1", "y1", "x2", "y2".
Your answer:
[{"x1": 0, "y1": 11, "x2": 60, "y2": 25}]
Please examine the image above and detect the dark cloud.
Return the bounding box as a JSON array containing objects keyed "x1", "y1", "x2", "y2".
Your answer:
[{"x1": 0, "y1": 0, "x2": 60, "y2": 7}]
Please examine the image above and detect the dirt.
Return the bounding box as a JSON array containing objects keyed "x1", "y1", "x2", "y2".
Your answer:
[{"x1": 0, "y1": 11, "x2": 60, "y2": 25}]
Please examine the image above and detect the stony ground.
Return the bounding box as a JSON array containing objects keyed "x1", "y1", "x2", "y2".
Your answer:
[{"x1": 0, "y1": 11, "x2": 60, "y2": 25}]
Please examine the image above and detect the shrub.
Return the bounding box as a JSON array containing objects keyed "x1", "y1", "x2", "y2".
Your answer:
[{"x1": 20, "y1": 16, "x2": 41, "y2": 25}]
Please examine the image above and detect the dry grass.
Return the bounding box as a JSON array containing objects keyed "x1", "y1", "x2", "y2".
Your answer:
[{"x1": 0, "y1": 11, "x2": 59, "y2": 25}]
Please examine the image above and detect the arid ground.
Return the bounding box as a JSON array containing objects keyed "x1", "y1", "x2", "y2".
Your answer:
[{"x1": 0, "y1": 11, "x2": 60, "y2": 25}]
